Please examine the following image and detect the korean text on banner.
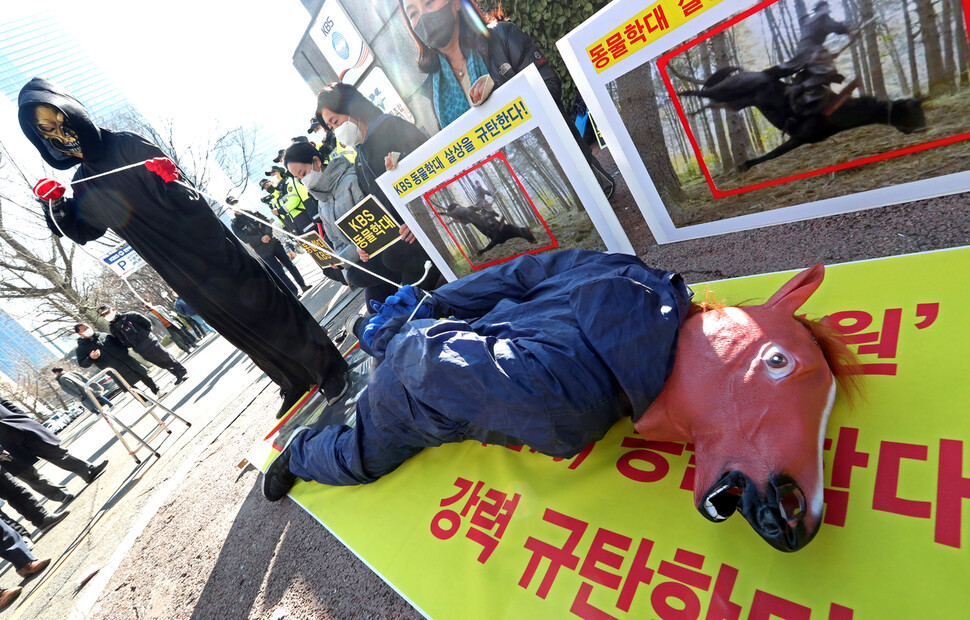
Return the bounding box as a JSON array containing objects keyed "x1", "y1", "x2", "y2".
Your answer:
[
  {"x1": 585, "y1": 0, "x2": 723, "y2": 73},
  {"x1": 392, "y1": 98, "x2": 532, "y2": 199},
  {"x1": 334, "y1": 195, "x2": 401, "y2": 258},
  {"x1": 298, "y1": 232, "x2": 342, "y2": 269}
]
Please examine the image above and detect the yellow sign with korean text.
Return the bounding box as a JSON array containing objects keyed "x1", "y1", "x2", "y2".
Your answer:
[
  {"x1": 391, "y1": 98, "x2": 532, "y2": 199},
  {"x1": 297, "y1": 232, "x2": 342, "y2": 269},
  {"x1": 334, "y1": 195, "x2": 400, "y2": 258},
  {"x1": 265, "y1": 247, "x2": 970, "y2": 619},
  {"x1": 585, "y1": 0, "x2": 724, "y2": 73}
]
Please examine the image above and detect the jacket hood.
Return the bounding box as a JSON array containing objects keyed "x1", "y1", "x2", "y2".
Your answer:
[
  {"x1": 18, "y1": 77, "x2": 104, "y2": 169},
  {"x1": 308, "y1": 156, "x2": 353, "y2": 196}
]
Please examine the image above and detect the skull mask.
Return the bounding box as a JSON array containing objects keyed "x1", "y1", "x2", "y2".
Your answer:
[{"x1": 33, "y1": 104, "x2": 83, "y2": 159}]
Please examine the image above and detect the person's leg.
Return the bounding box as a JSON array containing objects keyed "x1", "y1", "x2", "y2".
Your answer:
[
  {"x1": 0, "y1": 518, "x2": 34, "y2": 572},
  {"x1": 97, "y1": 395, "x2": 114, "y2": 408},
  {"x1": 271, "y1": 243, "x2": 308, "y2": 290},
  {"x1": 0, "y1": 473, "x2": 50, "y2": 528},
  {"x1": 190, "y1": 314, "x2": 213, "y2": 334},
  {"x1": 20, "y1": 438, "x2": 101, "y2": 482},
  {"x1": 0, "y1": 510, "x2": 30, "y2": 542},
  {"x1": 14, "y1": 467, "x2": 71, "y2": 502},
  {"x1": 379, "y1": 242, "x2": 439, "y2": 289},
  {"x1": 134, "y1": 338, "x2": 187, "y2": 379}
]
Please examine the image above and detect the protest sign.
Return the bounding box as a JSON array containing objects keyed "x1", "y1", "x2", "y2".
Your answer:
[
  {"x1": 559, "y1": 0, "x2": 970, "y2": 243},
  {"x1": 334, "y1": 195, "x2": 401, "y2": 258},
  {"x1": 376, "y1": 65, "x2": 633, "y2": 280}
]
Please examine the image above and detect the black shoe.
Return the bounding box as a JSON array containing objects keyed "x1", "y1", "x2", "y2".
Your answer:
[
  {"x1": 275, "y1": 387, "x2": 310, "y2": 420},
  {"x1": 60, "y1": 493, "x2": 75, "y2": 504},
  {"x1": 262, "y1": 426, "x2": 310, "y2": 502},
  {"x1": 85, "y1": 460, "x2": 108, "y2": 483},
  {"x1": 174, "y1": 374, "x2": 189, "y2": 386},
  {"x1": 38, "y1": 509, "x2": 69, "y2": 531},
  {"x1": 300, "y1": 284, "x2": 311, "y2": 294},
  {"x1": 322, "y1": 371, "x2": 350, "y2": 406}
]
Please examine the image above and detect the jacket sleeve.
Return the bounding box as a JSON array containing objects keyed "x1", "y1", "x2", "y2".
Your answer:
[
  {"x1": 42, "y1": 195, "x2": 107, "y2": 244},
  {"x1": 492, "y1": 22, "x2": 562, "y2": 108}
]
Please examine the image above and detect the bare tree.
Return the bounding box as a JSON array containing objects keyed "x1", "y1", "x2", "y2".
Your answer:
[{"x1": 214, "y1": 125, "x2": 259, "y2": 195}]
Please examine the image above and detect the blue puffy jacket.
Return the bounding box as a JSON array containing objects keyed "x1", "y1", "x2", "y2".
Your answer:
[{"x1": 289, "y1": 249, "x2": 693, "y2": 486}]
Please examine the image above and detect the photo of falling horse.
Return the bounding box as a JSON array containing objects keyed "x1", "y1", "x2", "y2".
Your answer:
[
  {"x1": 438, "y1": 201, "x2": 537, "y2": 255},
  {"x1": 610, "y1": 0, "x2": 970, "y2": 228},
  {"x1": 675, "y1": 64, "x2": 926, "y2": 171},
  {"x1": 263, "y1": 249, "x2": 857, "y2": 552}
]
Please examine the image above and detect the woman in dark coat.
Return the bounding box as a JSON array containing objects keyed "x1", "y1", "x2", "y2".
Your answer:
[
  {"x1": 314, "y1": 83, "x2": 439, "y2": 292},
  {"x1": 19, "y1": 78, "x2": 348, "y2": 416}
]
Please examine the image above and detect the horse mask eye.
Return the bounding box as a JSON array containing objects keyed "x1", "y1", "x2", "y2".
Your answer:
[{"x1": 761, "y1": 344, "x2": 794, "y2": 378}]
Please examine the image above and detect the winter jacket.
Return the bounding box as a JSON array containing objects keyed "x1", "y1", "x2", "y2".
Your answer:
[
  {"x1": 302, "y1": 156, "x2": 365, "y2": 261},
  {"x1": 0, "y1": 398, "x2": 61, "y2": 474},
  {"x1": 290, "y1": 250, "x2": 694, "y2": 486},
  {"x1": 355, "y1": 114, "x2": 428, "y2": 217},
  {"x1": 231, "y1": 211, "x2": 282, "y2": 259},
  {"x1": 106, "y1": 312, "x2": 154, "y2": 349},
  {"x1": 56, "y1": 371, "x2": 102, "y2": 399},
  {"x1": 75, "y1": 332, "x2": 151, "y2": 387}
]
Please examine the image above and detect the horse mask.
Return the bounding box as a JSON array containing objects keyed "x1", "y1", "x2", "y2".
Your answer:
[{"x1": 635, "y1": 265, "x2": 837, "y2": 552}]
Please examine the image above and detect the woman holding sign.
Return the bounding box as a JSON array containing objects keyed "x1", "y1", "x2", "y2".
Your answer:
[
  {"x1": 284, "y1": 142, "x2": 400, "y2": 309},
  {"x1": 398, "y1": 0, "x2": 615, "y2": 198},
  {"x1": 314, "y1": 83, "x2": 440, "y2": 295}
]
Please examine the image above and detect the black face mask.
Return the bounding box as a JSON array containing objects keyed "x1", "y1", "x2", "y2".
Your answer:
[{"x1": 414, "y1": 2, "x2": 458, "y2": 50}]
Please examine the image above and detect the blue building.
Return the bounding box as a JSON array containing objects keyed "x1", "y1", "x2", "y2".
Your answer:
[
  {"x1": 0, "y1": 309, "x2": 56, "y2": 382},
  {"x1": 0, "y1": 11, "x2": 148, "y2": 128}
]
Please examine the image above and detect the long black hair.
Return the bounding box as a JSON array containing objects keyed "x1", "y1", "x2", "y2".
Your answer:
[
  {"x1": 397, "y1": 0, "x2": 492, "y2": 74},
  {"x1": 315, "y1": 83, "x2": 382, "y2": 126}
]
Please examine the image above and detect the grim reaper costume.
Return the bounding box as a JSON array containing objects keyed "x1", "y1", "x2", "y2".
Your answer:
[{"x1": 18, "y1": 78, "x2": 348, "y2": 412}]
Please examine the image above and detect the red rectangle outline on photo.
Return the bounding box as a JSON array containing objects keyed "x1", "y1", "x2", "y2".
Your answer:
[
  {"x1": 422, "y1": 151, "x2": 558, "y2": 271},
  {"x1": 656, "y1": 0, "x2": 970, "y2": 199}
]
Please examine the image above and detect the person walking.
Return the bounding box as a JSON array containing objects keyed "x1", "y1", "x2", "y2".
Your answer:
[
  {"x1": 20, "y1": 78, "x2": 348, "y2": 418},
  {"x1": 144, "y1": 303, "x2": 198, "y2": 354},
  {"x1": 0, "y1": 519, "x2": 51, "y2": 610},
  {"x1": 173, "y1": 295, "x2": 212, "y2": 339},
  {"x1": 99, "y1": 305, "x2": 188, "y2": 384},
  {"x1": 74, "y1": 323, "x2": 161, "y2": 396},
  {"x1": 0, "y1": 471, "x2": 69, "y2": 533},
  {"x1": 230, "y1": 206, "x2": 310, "y2": 297},
  {"x1": 51, "y1": 367, "x2": 113, "y2": 413},
  {"x1": 0, "y1": 398, "x2": 108, "y2": 487}
]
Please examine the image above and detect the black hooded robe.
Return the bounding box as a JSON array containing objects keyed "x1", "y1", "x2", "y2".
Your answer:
[{"x1": 19, "y1": 78, "x2": 346, "y2": 393}]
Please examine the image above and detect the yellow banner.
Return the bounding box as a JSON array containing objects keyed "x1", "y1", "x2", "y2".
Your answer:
[
  {"x1": 265, "y1": 247, "x2": 970, "y2": 619},
  {"x1": 586, "y1": 0, "x2": 724, "y2": 73},
  {"x1": 392, "y1": 98, "x2": 532, "y2": 199}
]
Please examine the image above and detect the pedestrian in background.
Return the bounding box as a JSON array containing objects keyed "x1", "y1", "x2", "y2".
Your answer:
[
  {"x1": 74, "y1": 323, "x2": 161, "y2": 396},
  {"x1": 52, "y1": 367, "x2": 113, "y2": 412},
  {"x1": 99, "y1": 305, "x2": 188, "y2": 385}
]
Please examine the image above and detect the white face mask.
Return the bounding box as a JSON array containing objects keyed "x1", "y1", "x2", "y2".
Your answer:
[
  {"x1": 333, "y1": 120, "x2": 362, "y2": 148},
  {"x1": 301, "y1": 165, "x2": 325, "y2": 190},
  {"x1": 103, "y1": 310, "x2": 117, "y2": 322},
  {"x1": 79, "y1": 328, "x2": 94, "y2": 338}
]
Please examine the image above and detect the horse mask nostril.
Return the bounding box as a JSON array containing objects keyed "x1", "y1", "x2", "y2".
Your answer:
[{"x1": 778, "y1": 485, "x2": 807, "y2": 527}]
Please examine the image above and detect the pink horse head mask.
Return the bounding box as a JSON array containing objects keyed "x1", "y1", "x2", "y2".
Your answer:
[{"x1": 635, "y1": 264, "x2": 849, "y2": 552}]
